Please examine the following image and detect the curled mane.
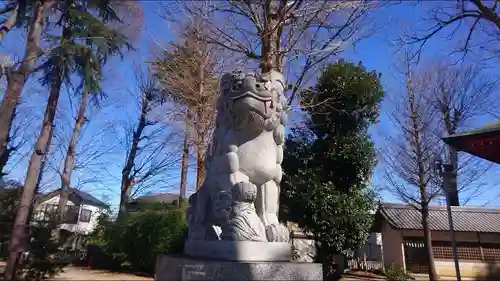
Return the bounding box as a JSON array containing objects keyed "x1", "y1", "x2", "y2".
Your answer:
[{"x1": 204, "y1": 70, "x2": 288, "y2": 171}]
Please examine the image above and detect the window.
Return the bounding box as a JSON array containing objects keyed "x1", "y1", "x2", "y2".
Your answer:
[
  {"x1": 34, "y1": 204, "x2": 58, "y2": 221},
  {"x1": 79, "y1": 209, "x2": 92, "y2": 223},
  {"x1": 63, "y1": 206, "x2": 80, "y2": 224}
]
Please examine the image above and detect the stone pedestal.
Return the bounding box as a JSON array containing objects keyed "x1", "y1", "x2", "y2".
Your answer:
[
  {"x1": 155, "y1": 254, "x2": 323, "y2": 281},
  {"x1": 184, "y1": 240, "x2": 292, "y2": 261}
]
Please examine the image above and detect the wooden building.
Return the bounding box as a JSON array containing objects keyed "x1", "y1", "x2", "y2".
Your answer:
[{"x1": 373, "y1": 203, "x2": 500, "y2": 278}]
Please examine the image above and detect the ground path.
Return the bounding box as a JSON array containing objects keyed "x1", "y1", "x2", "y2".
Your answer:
[
  {"x1": 3, "y1": 260, "x2": 481, "y2": 281},
  {"x1": 51, "y1": 266, "x2": 152, "y2": 280},
  {"x1": 0, "y1": 261, "x2": 152, "y2": 281}
]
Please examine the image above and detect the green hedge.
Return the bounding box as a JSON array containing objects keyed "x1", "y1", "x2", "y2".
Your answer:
[
  {"x1": 0, "y1": 187, "x2": 68, "y2": 280},
  {"x1": 20, "y1": 222, "x2": 69, "y2": 281},
  {"x1": 88, "y1": 209, "x2": 187, "y2": 274},
  {"x1": 0, "y1": 188, "x2": 20, "y2": 258},
  {"x1": 384, "y1": 265, "x2": 413, "y2": 281}
]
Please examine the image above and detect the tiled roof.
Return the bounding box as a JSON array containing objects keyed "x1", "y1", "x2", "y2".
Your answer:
[
  {"x1": 38, "y1": 188, "x2": 109, "y2": 209},
  {"x1": 443, "y1": 119, "x2": 500, "y2": 139},
  {"x1": 70, "y1": 188, "x2": 109, "y2": 208},
  {"x1": 130, "y1": 192, "x2": 180, "y2": 204},
  {"x1": 378, "y1": 203, "x2": 500, "y2": 233}
]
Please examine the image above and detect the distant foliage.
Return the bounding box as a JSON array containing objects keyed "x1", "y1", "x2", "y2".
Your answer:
[
  {"x1": 19, "y1": 221, "x2": 69, "y2": 281},
  {"x1": 127, "y1": 199, "x2": 188, "y2": 212},
  {"x1": 88, "y1": 209, "x2": 187, "y2": 274},
  {"x1": 0, "y1": 186, "x2": 20, "y2": 258},
  {"x1": 0, "y1": 185, "x2": 69, "y2": 280}
]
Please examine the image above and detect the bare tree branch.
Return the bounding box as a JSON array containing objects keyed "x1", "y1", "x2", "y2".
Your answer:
[
  {"x1": 116, "y1": 65, "x2": 181, "y2": 220},
  {"x1": 403, "y1": 1, "x2": 500, "y2": 63},
  {"x1": 381, "y1": 51, "x2": 444, "y2": 207},
  {"x1": 158, "y1": 0, "x2": 385, "y2": 107},
  {"x1": 151, "y1": 10, "x2": 221, "y2": 191},
  {"x1": 422, "y1": 59, "x2": 499, "y2": 205},
  {"x1": 380, "y1": 51, "x2": 442, "y2": 280}
]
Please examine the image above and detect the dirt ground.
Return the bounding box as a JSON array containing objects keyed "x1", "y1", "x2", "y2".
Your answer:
[
  {"x1": 51, "y1": 267, "x2": 152, "y2": 281},
  {"x1": 0, "y1": 261, "x2": 152, "y2": 281}
]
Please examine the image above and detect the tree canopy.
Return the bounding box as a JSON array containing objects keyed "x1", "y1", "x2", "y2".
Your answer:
[
  {"x1": 35, "y1": 0, "x2": 131, "y2": 93},
  {"x1": 281, "y1": 61, "x2": 384, "y2": 258}
]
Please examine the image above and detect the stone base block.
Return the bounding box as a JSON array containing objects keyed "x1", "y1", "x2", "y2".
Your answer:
[
  {"x1": 155, "y1": 254, "x2": 323, "y2": 281},
  {"x1": 184, "y1": 240, "x2": 291, "y2": 261}
]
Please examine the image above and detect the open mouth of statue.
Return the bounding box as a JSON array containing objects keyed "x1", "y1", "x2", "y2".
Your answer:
[{"x1": 231, "y1": 92, "x2": 274, "y2": 115}]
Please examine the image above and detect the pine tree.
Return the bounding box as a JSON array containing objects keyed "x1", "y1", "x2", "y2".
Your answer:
[
  {"x1": 0, "y1": 0, "x2": 56, "y2": 179},
  {"x1": 3, "y1": 1, "x2": 131, "y2": 279}
]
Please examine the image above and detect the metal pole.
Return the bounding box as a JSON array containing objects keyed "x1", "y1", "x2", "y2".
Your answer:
[{"x1": 443, "y1": 164, "x2": 462, "y2": 281}]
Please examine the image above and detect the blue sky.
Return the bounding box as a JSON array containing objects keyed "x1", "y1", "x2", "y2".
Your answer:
[{"x1": 1, "y1": 1, "x2": 500, "y2": 210}]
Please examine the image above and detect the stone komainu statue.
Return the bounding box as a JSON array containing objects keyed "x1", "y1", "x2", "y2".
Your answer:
[{"x1": 187, "y1": 70, "x2": 289, "y2": 243}]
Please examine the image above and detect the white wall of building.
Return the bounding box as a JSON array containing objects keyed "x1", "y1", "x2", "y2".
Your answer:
[
  {"x1": 34, "y1": 194, "x2": 105, "y2": 235},
  {"x1": 73, "y1": 203, "x2": 103, "y2": 234}
]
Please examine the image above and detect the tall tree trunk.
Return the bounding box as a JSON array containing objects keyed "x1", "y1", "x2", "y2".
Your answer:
[
  {"x1": 0, "y1": 146, "x2": 10, "y2": 178},
  {"x1": 421, "y1": 203, "x2": 438, "y2": 281},
  {"x1": 260, "y1": 1, "x2": 280, "y2": 73},
  {"x1": 195, "y1": 135, "x2": 205, "y2": 192},
  {"x1": 0, "y1": 102, "x2": 19, "y2": 178},
  {"x1": 408, "y1": 66, "x2": 438, "y2": 281},
  {"x1": 117, "y1": 94, "x2": 149, "y2": 221},
  {"x1": 55, "y1": 89, "x2": 89, "y2": 237},
  {"x1": 117, "y1": 178, "x2": 132, "y2": 221},
  {"x1": 0, "y1": 4, "x2": 19, "y2": 41},
  {"x1": 35, "y1": 122, "x2": 55, "y2": 193},
  {"x1": 3, "y1": 108, "x2": 54, "y2": 281},
  {"x1": 195, "y1": 57, "x2": 205, "y2": 191},
  {"x1": 3, "y1": 63, "x2": 63, "y2": 281},
  {"x1": 0, "y1": 1, "x2": 54, "y2": 164},
  {"x1": 179, "y1": 110, "x2": 190, "y2": 204}
]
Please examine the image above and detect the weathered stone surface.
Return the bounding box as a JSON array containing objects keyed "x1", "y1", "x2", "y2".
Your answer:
[
  {"x1": 155, "y1": 254, "x2": 323, "y2": 281},
  {"x1": 186, "y1": 70, "x2": 290, "y2": 246},
  {"x1": 184, "y1": 240, "x2": 292, "y2": 262}
]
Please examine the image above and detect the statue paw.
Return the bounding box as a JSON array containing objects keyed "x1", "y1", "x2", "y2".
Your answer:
[{"x1": 265, "y1": 223, "x2": 290, "y2": 242}]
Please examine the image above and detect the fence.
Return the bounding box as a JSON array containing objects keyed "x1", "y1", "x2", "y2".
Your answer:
[
  {"x1": 403, "y1": 238, "x2": 500, "y2": 273},
  {"x1": 347, "y1": 259, "x2": 383, "y2": 271},
  {"x1": 56, "y1": 249, "x2": 88, "y2": 262}
]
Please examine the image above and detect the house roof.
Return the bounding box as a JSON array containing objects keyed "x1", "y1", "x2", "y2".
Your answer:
[
  {"x1": 37, "y1": 188, "x2": 109, "y2": 209},
  {"x1": 443, "y1": 120, "x2": 500, "y2": 139},
  {"x1": 375, "y1": 203, "x2": 500, "y2": 233},
  {"x1": 129, "y1": 192, "x2": 180, "y2": 204},
  {"x1": 442, "y1": 120, "x2": 500, "y2": 164}
]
